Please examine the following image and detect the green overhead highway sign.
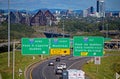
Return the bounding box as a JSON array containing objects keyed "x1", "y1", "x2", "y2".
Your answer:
[
  {"x1": 50, "y1": 38, "x2": 70, "y2": 48},
  {"x1": 22, "y1": 38, "x2": 49, "y2": 55},
  {"x1": 73, "y1": 36, "x2": 104, "y2": 56},
  {"x1": 50, "y1": 38, "x2": 70, "y2": 55}
]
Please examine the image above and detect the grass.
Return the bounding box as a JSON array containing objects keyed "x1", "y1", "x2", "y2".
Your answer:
[
  {"x1": 1, "y1": 50, "x2": 120, "y2": 79},
  {"x1": 83, "y1": 50, "x2": 120, "y2": 79},
  {"x1": 0, "y1": 51, "x2": 51, "y2": 79}
]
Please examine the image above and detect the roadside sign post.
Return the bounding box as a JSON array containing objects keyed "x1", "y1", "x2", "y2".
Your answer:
[
  {"x1": 50, "y1": 38, "x2": 70, "y2": 55},
  {"x1": 73, "y1": 36, "x2": 104, "y2": 57},
  {"x1": 22, "y1": 38, "x2": 49, "y2": 55},
  {"x1": 94, "y1": 57, "x2": 101, "y2": 65},
  {"x1": 94, "y1": 57, "x2": 101, "y2": 73}
]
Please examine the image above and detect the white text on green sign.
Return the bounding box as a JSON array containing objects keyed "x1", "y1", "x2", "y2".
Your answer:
[
  {"x1": 50, "y1": 38, "x2": 70, "y2": 48},
  {"x1": 73, "y1": 36, "x2": 104, "y2": 56},
  {"x1": 22, "y1": 38, "x2": 49, "y2": 55}
]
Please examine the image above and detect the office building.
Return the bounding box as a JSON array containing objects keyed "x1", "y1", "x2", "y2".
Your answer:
[
  {"x1": 90, "y1": 6, "x2": 94, "y2": 14},
  {"x1": 83, "y1": 9, "x2": 88, "y2": 17},
  {"x1": 96, "y1": 0, "x2": 105, "y2": 17}
]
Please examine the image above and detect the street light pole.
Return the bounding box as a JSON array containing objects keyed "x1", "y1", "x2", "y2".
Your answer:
[
  {"x1": 102, "y1": 17, "x2": 104, "y2": 31},
  {"x1": 106, "y1": 24, "x2": 108, "y2": 38},
  {"x1": 8, "y1": 0, "x2": 10, "y2": 67},
  {"x1": 63, "y1": 20, "x2": 64, "y2": 38}
]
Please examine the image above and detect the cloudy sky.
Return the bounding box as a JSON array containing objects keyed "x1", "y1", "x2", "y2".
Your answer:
[{"x1": 0, "y1": 0, "x2": 120, "y2": 11}]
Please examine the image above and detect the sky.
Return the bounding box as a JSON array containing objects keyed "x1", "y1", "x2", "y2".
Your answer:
[{"x1": 0, "y1": 0, "x2": 120, "y2": 11}]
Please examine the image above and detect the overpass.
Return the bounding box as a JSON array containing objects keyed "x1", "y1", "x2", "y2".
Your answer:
[
  {"x1": 44, "y1": 32, "x2": 70, "y2": 38},
  {"x1": 0, "y1": 41, "x2": 20, "y2": 47},
  {"x1": 101, "y1": 30, "x2": 120, "y2": 35},
  {"x1": 104, "y1": 39, "x2": 120, "y2": 49}
]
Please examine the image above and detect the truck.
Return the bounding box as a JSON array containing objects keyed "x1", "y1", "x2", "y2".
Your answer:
[{"x1": 62, "y1": 69, "x2": 85, "y2": 79}]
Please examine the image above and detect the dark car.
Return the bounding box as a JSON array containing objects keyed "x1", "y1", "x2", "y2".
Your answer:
[
  {"x1": 56, "y1": 57, "x2": 60, "y2": 62},
  {"x1": 55, "y1": 69, "x2": 63, "y2": 75},
  {"x1": 48, "y1": 61, "x2": 54, "y2": 66}
]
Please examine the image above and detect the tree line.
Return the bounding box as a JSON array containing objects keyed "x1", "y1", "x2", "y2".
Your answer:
[{"x1": 58, "y1": 17, "x2": 120, "y2": 37}]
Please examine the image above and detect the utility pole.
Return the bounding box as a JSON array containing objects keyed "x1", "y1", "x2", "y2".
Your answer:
[
  {"x1": 8, "y1": 0, "x2": 10, "y2": 67},
  {"x1": 102, "y1": 17, "x2": 104, "y2": 31},
  {"x1": 106, "y1": 24, "x2": 108, "y2": 38}
]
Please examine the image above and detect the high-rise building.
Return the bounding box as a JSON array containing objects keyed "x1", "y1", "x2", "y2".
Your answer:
[
  {"x1": 83, "y1": 9, "x2": 88, "y2": 17},
  {"x1": 96, "y1": 0, "x2": 105, "y2": 17},
  {"x1": 90, "y1": 6, "x2": 94, "y2": 14}
]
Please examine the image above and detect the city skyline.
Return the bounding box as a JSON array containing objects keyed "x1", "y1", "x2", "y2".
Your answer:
[{"x1": 0, "y1": 0, "x2": 120, "y2": 11}]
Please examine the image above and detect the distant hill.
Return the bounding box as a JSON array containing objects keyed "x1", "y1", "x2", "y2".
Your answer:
[
  {"x1": 106, "y1": 10, "x2": 120, "y2": 13},
  {"x1": 1, "y1": 8, "x2": 119, "y2": 16},
  {"x1": 0, "y1": 8, "x2": 82, "y2": 14}
]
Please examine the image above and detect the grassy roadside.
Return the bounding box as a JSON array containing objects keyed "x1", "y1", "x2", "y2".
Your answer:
[
  {"x1": 0, "y1": 51, "x2": 51, "y2": 79},
  {"x1": 83, "y1": 50, "x2": 120, "y2": 79}
]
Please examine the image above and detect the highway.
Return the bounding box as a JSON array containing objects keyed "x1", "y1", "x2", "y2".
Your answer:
[
  {"x1": 0, "y1": 41, "x2": 20, "y2": 47},
  {"x1": 30, "y1": 55, "x2": 91, "y2": 79}
]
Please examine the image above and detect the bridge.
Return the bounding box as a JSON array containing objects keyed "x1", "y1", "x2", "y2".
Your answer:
[
  {"x1": 104, "y1": 39, "x2": 120, "y2": 49},
  {"x1": 100, "y1": 30, "x2": 120, "y2": 35},
  {"x1": 44, "y1": 32, "x2": 70, "y2": 38}
]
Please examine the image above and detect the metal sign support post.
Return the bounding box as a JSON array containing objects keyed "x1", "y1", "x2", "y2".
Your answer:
[
  {"x1": 13, "y1": 41, "x2": 15, "y2": 79},
  {"x1": 41, "y1": 55, "x2": 43, "y2": 60},
  {"x1": 96, "y1": 65, "x2": 99, "y2": 73}
]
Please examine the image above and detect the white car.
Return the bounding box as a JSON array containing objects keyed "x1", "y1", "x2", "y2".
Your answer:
[
  {"x1": 60, "y1": 63, "x2": 67, "y2": 69},
  {"x1": 56, "y1": 65, "x2": 63, "y2": 70}
]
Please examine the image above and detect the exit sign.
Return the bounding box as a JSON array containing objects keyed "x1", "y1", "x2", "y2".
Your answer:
[{"x1": 73, "y1": 36, "x2": 104, "y2": 56}]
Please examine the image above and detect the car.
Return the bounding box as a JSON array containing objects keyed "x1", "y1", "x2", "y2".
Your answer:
[
  {"x1": 48, "y1": 61, "x2": 54, "y2": 66},
  {"x1": 60, "y1": 63, "x2": 67, "y2": 69},
  {"x1": 56, "y1": 65, "x2": 63, "y2": 70},
  {"x1": 55, "y1": 69, "x2": 63, "y2": 75},
  {"x1": 56, "y1": 57, "x2": 60, "y2": 62}
]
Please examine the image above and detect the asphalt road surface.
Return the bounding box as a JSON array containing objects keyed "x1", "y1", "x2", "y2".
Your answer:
[{"x1": 30, "y1": 55, "x2": 91, "y2": 79}]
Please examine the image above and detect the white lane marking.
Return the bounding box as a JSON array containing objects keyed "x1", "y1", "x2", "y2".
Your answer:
[
  {"x1": 30, "y1": 68, "x2": 33, "y2": 79},
  {"x1": 68, "y1": 57, "x2": 82, "y2": 60},
  {"x1": 67, "y1": 57, "x2": 88, "y2": 69},
  {"x1": 29, "y1": 56, "x2": 59, "y2": 79},
  {"x1": 42, "y1": 61, "x2": 48, "y2": 79}
]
